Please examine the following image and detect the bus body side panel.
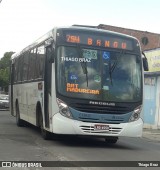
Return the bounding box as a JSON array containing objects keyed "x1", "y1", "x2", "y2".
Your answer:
[
  {"x1": 47, "y1": 28, "x2": 59, "y2": 133},
  {"x1": 12, "y1": 81, "x2": 44, "y2": 126},
  {"x1": 27, "y1": 81, "x2": 44, "y2": 126},
  {"x1": 50, "y1": 63, "x2": 59, "y2": 132},
  {"x1": 13, "y1": 84, "x2": 28, "y2": 121}
]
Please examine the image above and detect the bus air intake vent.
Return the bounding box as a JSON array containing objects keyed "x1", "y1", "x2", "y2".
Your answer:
[{"x1": 70, "y1": 103, "x2": 131, "y2": 114}]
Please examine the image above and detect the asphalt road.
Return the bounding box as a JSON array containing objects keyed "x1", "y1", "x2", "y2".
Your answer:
[{"x1": 0, "y1": 110, "x2": 160, "y2": 170}]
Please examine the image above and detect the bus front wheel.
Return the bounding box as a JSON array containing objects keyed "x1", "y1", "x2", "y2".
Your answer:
[
  {"x1": 39, "y1": 113, "x2": 51, "y2": 140},
  {"x1": 16, "y1": 103, "x2": 24, "y2": 127}
]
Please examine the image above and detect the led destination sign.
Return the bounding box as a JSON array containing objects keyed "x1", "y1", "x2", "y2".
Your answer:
[{"x1": 65, "y1": 32, "x2": 133, "y2": 50}]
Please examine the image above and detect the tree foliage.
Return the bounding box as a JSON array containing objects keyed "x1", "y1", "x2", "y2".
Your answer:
[{"x1": 0, "y1": 52, "x2": 15, "y2": 92}]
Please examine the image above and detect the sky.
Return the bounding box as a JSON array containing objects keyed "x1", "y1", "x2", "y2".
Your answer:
[{"x1": 0, "y1": 0, "x2": 160, "y2": 58}]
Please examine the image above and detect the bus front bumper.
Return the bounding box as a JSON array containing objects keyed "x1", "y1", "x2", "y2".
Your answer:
[{"x1": 52, "y1": 113, "x2": 143, "y2": 137}]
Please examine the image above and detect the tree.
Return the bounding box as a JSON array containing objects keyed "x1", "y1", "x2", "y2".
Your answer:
[{"x1": 0, "y1": 52, "x2": 15, "y2": 92}]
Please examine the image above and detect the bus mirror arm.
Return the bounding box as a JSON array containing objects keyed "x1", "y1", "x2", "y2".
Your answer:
[{"x1": 142, "y1": 52, "x2": 149, "y2": 71}]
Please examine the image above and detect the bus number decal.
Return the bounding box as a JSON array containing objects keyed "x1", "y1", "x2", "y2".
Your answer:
[{"x1": 66, "y1": 35, "x2": 80, "y2": 43}]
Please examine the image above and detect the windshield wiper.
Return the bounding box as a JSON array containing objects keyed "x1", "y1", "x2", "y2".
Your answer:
[
  {"x1": 83, "y1": 62, "x2": 89, "y2": 87},
  {"x1": 77, "y1": 44, "x2": 89, "y2": 87},
  {"x1": 109, "y1": 50, "x2": 125, "y2": 85}
]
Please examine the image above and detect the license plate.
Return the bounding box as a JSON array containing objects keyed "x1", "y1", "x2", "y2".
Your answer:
[{"x1": 94, "y1": 124, "x2": 109, "y2": 130}]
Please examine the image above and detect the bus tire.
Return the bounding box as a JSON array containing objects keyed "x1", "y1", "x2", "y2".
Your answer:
[
  {"x1": 105, "y1": 137, "x2": 118, "y2": 144},
  {"x1": 16, "y1": 102, "x2": 24, "y2": 127},
  {"x1": 39, "y1": 111, "x2": 51, "y2": 140}
]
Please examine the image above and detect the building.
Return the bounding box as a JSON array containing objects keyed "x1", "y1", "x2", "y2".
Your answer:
[
  {"x1": 143, "y1": 48, "x2": 160, "y2": 129},
  {"x1": 144, "y1": 72, "x2": 160, "y2": 129},
  {"x1": 98, "y1": 24, "x2": 160, "y2": 51}
]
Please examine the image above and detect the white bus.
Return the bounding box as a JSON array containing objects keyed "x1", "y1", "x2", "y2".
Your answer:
[{"x1": 10, "y1": 26, "x2": 148, "y2": 143}]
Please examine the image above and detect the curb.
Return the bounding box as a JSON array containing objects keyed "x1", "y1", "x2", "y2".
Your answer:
[{"x1": 142, "y1": 130, "x2": 160, "y2": 142}]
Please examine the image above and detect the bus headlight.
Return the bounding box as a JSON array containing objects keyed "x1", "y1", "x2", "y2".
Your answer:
[
  {"x1": 56, "y1": 98, "x2": 73, "y2": 119},
  {"x1": 129, "y1": 105, "x2": 142, "y2": 122}
]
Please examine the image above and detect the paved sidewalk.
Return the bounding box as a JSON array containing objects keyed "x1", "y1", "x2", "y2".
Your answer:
[{"x1": 142, "y1": 128, "x2": 160, "y2": 142}]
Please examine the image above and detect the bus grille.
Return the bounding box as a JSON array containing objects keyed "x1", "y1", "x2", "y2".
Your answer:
[
  {"x1": 70, "y1": 103, "x2": 131, "y2": 114},
  {"x1": 80, "y1": 125, "x2": 122, "y2": 134}
]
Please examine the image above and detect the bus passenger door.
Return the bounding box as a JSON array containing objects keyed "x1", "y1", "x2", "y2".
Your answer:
[{"x1": 44, "y1": 45, "x2": 52, "y2": 128}]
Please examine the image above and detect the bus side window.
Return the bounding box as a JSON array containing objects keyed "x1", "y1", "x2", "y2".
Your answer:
[
  {"x1": 28, "y1": 48, "x2": 37, "y2": 80},
  {"x1": 17, "y1": 55, "x2": 23, "y2": 82},
  {"x1": 36, "y1": 45, "x2": 45, "y2": 79},
  {"x1": 22, "y1": 51, "x2": 29, "y2": 81},
  {"x1": 14, "y1": 59, "x2": 18, "y2": 83}
]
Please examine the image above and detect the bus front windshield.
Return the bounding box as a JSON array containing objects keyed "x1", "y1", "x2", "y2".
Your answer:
[{"x1": 57, "y1": 46, "x2": 142, "y2": 102}]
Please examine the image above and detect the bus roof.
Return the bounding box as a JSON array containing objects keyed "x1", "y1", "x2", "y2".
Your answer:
[{"x1": 11, "y1": 29, "x2": 54, "y2": 60}]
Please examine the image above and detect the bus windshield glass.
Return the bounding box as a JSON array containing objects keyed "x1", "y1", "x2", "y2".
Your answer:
[{"x1": 57, "y1": 46, "x2": 142, "y2": 102}]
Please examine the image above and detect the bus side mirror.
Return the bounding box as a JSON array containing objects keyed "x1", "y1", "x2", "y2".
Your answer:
[
  {"x1": 142, "y1": 52, "x2": 149, "y2": 71},
  {"x1": 143, "y1": 57, "x2": 149, "y2": 71}
]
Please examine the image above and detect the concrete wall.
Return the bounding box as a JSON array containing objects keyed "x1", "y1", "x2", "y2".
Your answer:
[
  {"x1": 144, "y1": 75, "x2": 160, "y2": 129},
  {"x1": 156, "y1": 77, "x2": 160, "y2": 128}
]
